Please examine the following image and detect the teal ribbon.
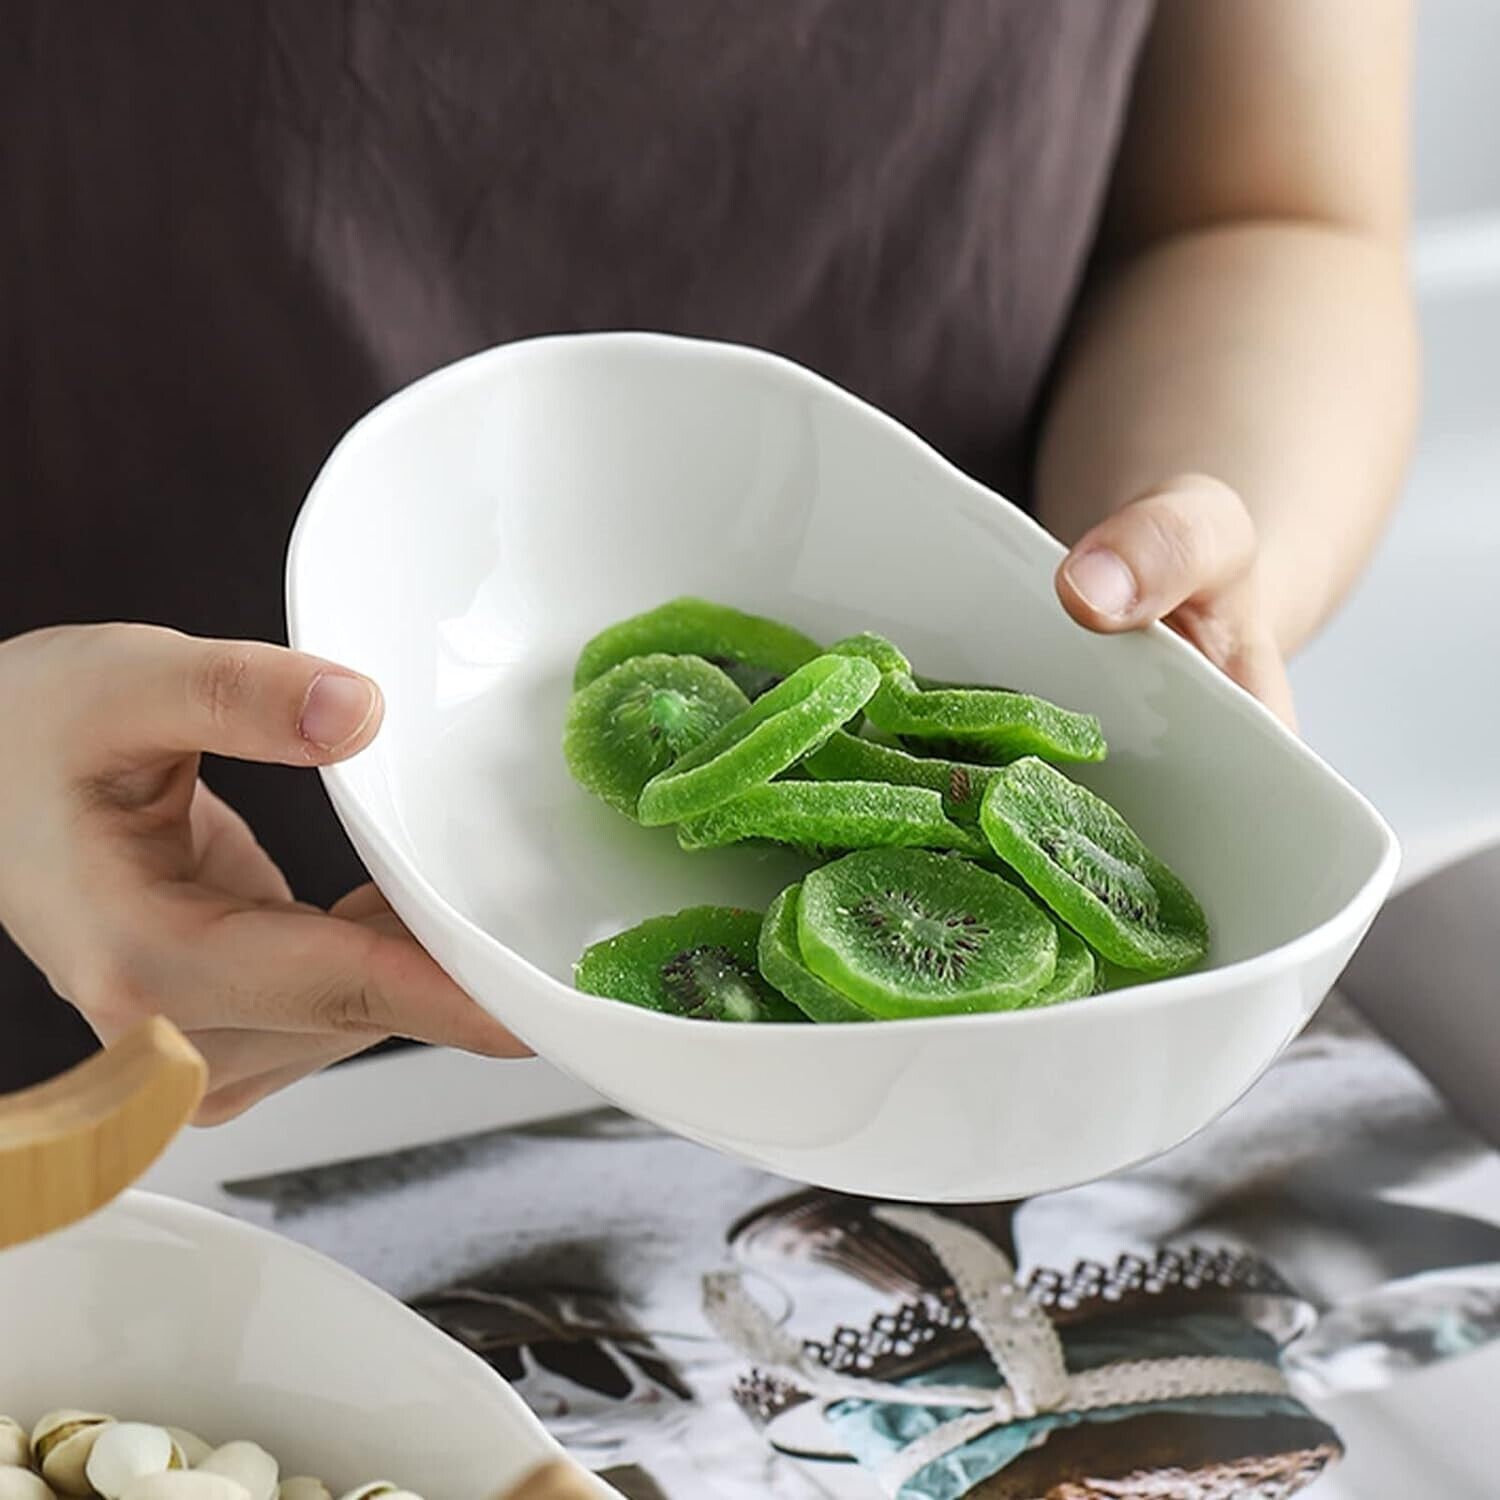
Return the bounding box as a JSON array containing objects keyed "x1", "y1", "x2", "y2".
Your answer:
[{"x1": 823, "y1": 1314, "x2": 1312, "y2": 1500}]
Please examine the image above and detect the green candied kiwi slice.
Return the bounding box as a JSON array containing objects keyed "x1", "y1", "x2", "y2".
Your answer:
[
  {"x1": 1027, "y1": 922, "x2": 1096, "y2": 1007},
  {"x1": 979, "y1": 756, "x2": 1209, "y2": 977},
  {"x1": 573, "y1": 597, "x2": 822, "y2": 699},
  {"x1": 636, "y1": 654, "x2": 881, "y2": 826},
  {"x1": 864, "y1": 672, "x2": 1106, "y2": 766},
  {"x1": 563, "y1": 654, "x2": 749, "y2": 817},
  {"x1": 758, "y1": 884, "x2": 870, "y2": 1023},
  {"x1": 803, "y1": 727, "x2": 1001, "y2": 824},
  {"x1": 825, "y1": 631, "x2": 910, "y2": 734},
  {"x1": 826, "y1": 632, "x2": 912, "y2": 678},
  {"x1": 796, "y1": 847, "x2": 1057, "y2": 1017},
  {"x1": 574, "y1": 906, "x2": 804, "y2": 1022},
  {"x1": 676, "y1": 779, "x2": 979, "y2": 854}
]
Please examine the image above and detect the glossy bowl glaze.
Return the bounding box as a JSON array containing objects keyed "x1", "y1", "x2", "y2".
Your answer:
[
  {"x1": 286, "y1": 332, "x2": 1399, "y2": 1201},
  {"x1": 0, "y1": 1192, "x2": 615, "y2": 1499}
]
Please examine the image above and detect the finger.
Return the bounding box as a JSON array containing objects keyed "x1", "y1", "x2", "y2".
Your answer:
[
  {"x1": 182, "y1": 1025, "x2": 380, "y2": 1096},
  {"x1": 192, "y1": 1035, "x2": 376, "y2": 1127},
  {"x1": 331, "y1": 885, "x2": 420, "y2": 945},
  {"x1": 1168, "y1": 586, "x2": 1300, "y2": 732},
  {"x1": 1238, "y1": 636, "x2": 1298, "y2": 732},
  {"x1": 164, "y1": 899, "x2": 530, "y2": 1058},
  {"x1": 189, "y1": 785, "x2": 297, "y2": 904},
  {"x1": 62, "y1": 624, "x2": 383, "y2": 771},
  {"x1": 329, "y1": 882, "x2": 399, "y2": 924},
  {"x1": 1056, "y1": 475, "x2": 1257, "y2": 633},
  {"x1": 1218, "y1": 623, "x2": 1299, "y2": 732}
]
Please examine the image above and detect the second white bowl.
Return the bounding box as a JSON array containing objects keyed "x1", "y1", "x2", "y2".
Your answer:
[{"x1": 0, "y1": 1192, "x2": 617, "y2": 1499}]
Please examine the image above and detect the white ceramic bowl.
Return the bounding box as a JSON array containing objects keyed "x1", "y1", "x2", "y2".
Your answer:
[
  {"x1": 286, "y1": 332, "x2": 1399, "y2": 1202},
  {"x1": 0, "y1": 1192, "x2": 616, "y2": 1499}
]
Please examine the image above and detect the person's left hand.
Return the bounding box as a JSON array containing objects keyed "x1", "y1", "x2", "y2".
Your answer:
[{"x1": 1052, "y1": 473, "x2": 1297, "y2": 729}]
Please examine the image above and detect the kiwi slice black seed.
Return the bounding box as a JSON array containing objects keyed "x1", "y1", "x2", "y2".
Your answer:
[
  {"x1": 574, "y1": 907, "x2": 805, "y2": 1022},
  {"x1": 979, "y1": 757, "x2": 1208, "y2": 977},
  {"x1": 802, "y1": 727, "x2": 1001, "y2": 823},
  {"x1": 758, "y1": 884, "x2": 870, "y2": 1023},
  {"x1": 562, "y1": 653, "x2": 750, "y2": 818},
  {"x1": 796, "y1": 847, "x2": 1057, "y2": 1017},
  {"x1": 573, "y1": 597, "x2": 822, "y2": 698},
  {"x1": 865, "y1": 673, "x2": 1106, "y2": 765}
]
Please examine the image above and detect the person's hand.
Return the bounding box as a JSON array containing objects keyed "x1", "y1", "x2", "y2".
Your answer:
[
  {"x1": 0, "y1": 624, "x2": 526, "y2": 1124},
  {"x1": 1052, "y1": 474, "x2": 1297, "y2": 729}
]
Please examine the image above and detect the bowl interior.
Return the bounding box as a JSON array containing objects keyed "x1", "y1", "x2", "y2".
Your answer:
[
  {"x1": 0, "y1": 1194, "x2": 595, "y2": 1499},
  {"x1": 288, "y1": 333, "x2": 1391, "y2": 997}
]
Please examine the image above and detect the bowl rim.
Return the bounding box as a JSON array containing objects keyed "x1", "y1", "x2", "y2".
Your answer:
[
  {"x1": 2, "y1": 1189, "x2": 572, "y2": 1471},
  {"x1": 285, "y1": 329, "x2": 1402, "y2": 1038}
]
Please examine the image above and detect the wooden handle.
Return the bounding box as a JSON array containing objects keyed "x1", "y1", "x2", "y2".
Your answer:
[
  {"x1": 0, "y1": 1017, "x2": 207, "y2": 1249},
  {"x1": 498, "y1": 1460, "x2": 602, "y2": 1500}
]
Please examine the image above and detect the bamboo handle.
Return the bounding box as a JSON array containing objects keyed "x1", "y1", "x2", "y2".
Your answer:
[
  {"x1": 498, "y1": 1460, "x2": 602, "y2": 1499},
  {"x1": 0, "y1": 1017, "x2": 207, "y2": 1249}
]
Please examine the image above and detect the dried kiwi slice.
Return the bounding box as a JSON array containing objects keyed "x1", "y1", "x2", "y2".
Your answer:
[
  {"x1": 676, "y1": 779, "x2": 977, "y2": 854},
  {"x1": 979, "y1": 757, "x2": 1209, "y2": 977},
  {"x1": 1027, "y1": 922, "x2": 1096, "y2": 1007},
  {"x1": 826, "y1": 632, "x2": 912, "y2": 678},
  {"x1": 637, "y1": 654, "x2": 881, "y2": 826},
  {"x1": 758, "y1": 884, "x2": 869, "y2": 1023},
  {"x1": 563, "y1": 654, "x2": 749, "y2": 817},
  {"x1": 573, "y1": 597, "x2": 821, "y2": 699},
  {"x1": 865, "y1": 673, "x2": 1106, "y2": 765},
  {"x1": 796, "y1": 848, "x2": 1057, "y2": 1017},
  {"x1": 802, "y1": 728, "x2": 1000, "y2": 823},
  {"x1": 574, "y1": 906, "x2": 804, "y2": 1022}
]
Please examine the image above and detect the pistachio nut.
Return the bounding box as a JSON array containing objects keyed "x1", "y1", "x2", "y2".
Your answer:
[
  {"x1": 0, "y1": 1469, "x2": 56, "y2": 1500},
  {"x1": 197, "y1": 1445, "x2": 277, "y2": 1500},
  {"x1": 275, "y1": 1482, "x2": 332, "y2": 1500},
  {"x1": 164, "y1": 1432, "x2": 211, "y2": 1470},
  {"x1": 334, "y1": 1487, "x2": 394, "y2": 1500},
  {"x1": 32, "y1": 1413, "x2": 116, "y2": 1498},
  {"x1": 119, "y1": 1475, "x2": 250, "y2": 1500},
  {"x1": 86, "y1": 1424, "x2": 177, "y2": 1500},
  {"x1": 29, "y1": 1412, "x2": 110, "y2": 1463},
  {"x1": 0, "y1": 1417, "x2": 31, "y2": 1469}
]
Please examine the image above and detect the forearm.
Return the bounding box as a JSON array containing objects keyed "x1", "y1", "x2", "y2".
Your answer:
[{"x1": 1035, "y1": 221, "x2": 1419, "y2": 654}]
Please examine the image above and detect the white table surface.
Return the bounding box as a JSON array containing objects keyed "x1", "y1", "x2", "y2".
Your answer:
[{"x1": 141, "y1": 216, "x2": 1500, "y2": 1498}]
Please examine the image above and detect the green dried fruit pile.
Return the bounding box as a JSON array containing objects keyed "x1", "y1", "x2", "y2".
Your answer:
[{"x1": 563, "y1": 599, "x2": 1209, "y2": 1023}]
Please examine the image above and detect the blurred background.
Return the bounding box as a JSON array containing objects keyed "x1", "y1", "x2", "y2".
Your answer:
[
  {"x1": 1277, "y1": 10, "x2": 1500, "y2": 1488},
  {"x1": 1293, "y1": 0, "x2": 1500, "y2": 887}
]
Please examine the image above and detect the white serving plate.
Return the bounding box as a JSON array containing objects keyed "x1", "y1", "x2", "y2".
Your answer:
[
  {"x1": 0, "y1": 1192, "x2": 616, "y2": 1500},
  {"x1": 286, "y1": 331, "x2": 1398, "y2": 1202}
]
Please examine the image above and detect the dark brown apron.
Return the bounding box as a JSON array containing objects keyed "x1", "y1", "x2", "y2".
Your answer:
[{"x1": 1, "y1": 0, "x2": 1153, "y2": 1087}]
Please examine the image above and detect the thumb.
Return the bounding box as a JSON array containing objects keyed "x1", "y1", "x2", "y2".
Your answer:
[
  {"x1": 1055, "y1": 474, "x2": 1257, "y2": 634},
  {"x1": 66, "y1": 625, "x2": 383, "y2": 770}
]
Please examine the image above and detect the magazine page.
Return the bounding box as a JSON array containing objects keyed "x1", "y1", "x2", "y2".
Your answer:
[{"x1": 211, "y1": 989, "x2": 1500, "y2": 1500}]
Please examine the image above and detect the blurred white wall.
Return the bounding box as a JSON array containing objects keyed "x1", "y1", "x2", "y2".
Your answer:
[
  {"x1": 1413, "y1": 0, "x2": 1500, "y2": 223},
  {"x1": 1291, "y1": 1, "x2": 1500, "y2": 888}
]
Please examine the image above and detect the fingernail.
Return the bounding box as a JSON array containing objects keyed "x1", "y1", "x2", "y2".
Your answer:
[
  {"x1": 1065, "y1": 549, "x2": 1137, "y2": 619},
  {"x1": 299, "y1": 672, "x2": 378, "y2": 750}
]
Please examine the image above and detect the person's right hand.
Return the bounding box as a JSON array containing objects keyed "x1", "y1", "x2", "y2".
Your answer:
[{"x1": 0, "y1": 624, "x2": 525, "y2": 1124}]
